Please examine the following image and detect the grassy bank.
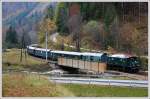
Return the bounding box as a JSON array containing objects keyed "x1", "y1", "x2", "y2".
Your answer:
[
  {"x1": 3, "y1": 73, "x2": 148, "y2": 97},
  {"x1": 62, "y1": 84, "x2": 148, "y2": 97},
  {"x1": 2, "y1": 49, "x2": 51, "y2": 72},
  {"x1": 2, "y1": 73, "x2": 74, "y2": 97}
]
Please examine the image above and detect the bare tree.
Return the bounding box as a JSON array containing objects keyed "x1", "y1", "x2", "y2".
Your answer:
[
  {"x1": 61, "y1": 39, "x2": 64, "y2": 51},
  {"x1": 67, "y1": 14, "x2": 82, "y2": 52},
  {"x1": 110, "y1": 17, "x2": 120, "y2": 50},
  {"x1": 122, "y1": 2, "x2": 124, "y2": 22},
  {"x1": 20, "y1": 29, "x2": 31, "y2": 62},
  {"x1": 138, "y1": 2, "x2": 141, "y2": 24}
]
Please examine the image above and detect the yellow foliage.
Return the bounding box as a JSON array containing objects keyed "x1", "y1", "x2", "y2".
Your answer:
[
  {"x1": 39, "y1": 19, "x2": 56, "y2": 33},
  {"x1": 38, "y1": 19, "x2": 56, "y2": 44},
  {"x1": 107, "y1": 46, "x2": 116, "y2": 53}
]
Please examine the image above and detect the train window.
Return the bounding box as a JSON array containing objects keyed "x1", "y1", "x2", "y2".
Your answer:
[
  {"x1": 90, "y1": 56, "x2": 93, "y2": 61},
  {"x1": 62, "y1": 54, "x2": 65, "y2": 57},
  {"x1": 80, "y1": 55, "x2": 83, "y2": 60},
  {"x1": 84, "y1": 56, "x2": 89, "y2": 61},
  {"x1": 66, "y1": 55, "x2": 69, "y2": 58},
  {"x1": 94, "y1": 56, "x2": 99, "y2": 62},
  {"x1": 88, "y1": 56, "x2": 91, "y2": 61},
  {"x1": 82, "y1": 56, "x2": 86, "y2": 61},
  {"x1": 71, "y1": 55, "x2": 74, "y2": 59},
  {"x1": 98, "y1": 57, "x2": 101, "y2": 62},
  {"x1": 69, "y1": 55, "x2": 72, "y2": 59},
  {"x1": 111, "y1": 58, "x2": 114, "y2": 60},
  {"x1": 84, "y1": 56, "x2": 87, "y2": 61},
  {"x1": 93, "y1": 57, "x2": 96, "y2": 61},
  {"x1": 74, "y1": 56, "x2": 78, "y2": 60}
]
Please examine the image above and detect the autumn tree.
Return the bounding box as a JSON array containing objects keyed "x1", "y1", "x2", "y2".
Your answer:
[
  {"x1": 82, "y1": 21, "x2": 100, "y2": 48},
  {"x1": 67, "y1": 3, "x2": 82, "y2": 52},
  {"x1": 109, "y1": 17, "x2": 120, "y2": 50},
  {"x1": 51, "y1": 2, "x2": 147, "y2": 55},
  {"x1": 38, "y1": 18, "x2": 56, "y2": 44},
  {"x1": 119, "y1": 23, "x2": 145, "y2": 55}
]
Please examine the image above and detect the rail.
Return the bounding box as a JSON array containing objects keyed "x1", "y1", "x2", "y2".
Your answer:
[
  {"x1": 3, "y1": 71, "x2": 148, "y2": 88},
  {"x1": 49, "y1": 77, "x2": 148, "y2": 88}
]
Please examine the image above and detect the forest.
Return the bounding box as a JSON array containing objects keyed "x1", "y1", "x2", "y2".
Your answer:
[
  {"x1": 4, "y1": 2, "x2": 148, "y2": 56},
  {"x1": 38, "y1": 2, "x2": 148, "y2": 56}
]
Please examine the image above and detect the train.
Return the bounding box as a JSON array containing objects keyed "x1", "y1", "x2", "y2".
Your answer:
[{"x1": 27, "y1": 44, "x2": 140, "y2": 73}]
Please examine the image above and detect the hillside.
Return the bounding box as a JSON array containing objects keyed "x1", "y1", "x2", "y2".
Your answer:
[
  {"x1": 39, "y1": 2, "x2": 148, "y2": 55},
  {"x1": 2, "y1": 2, "x2": 148, "y2": 55},
  {"x1": 2, "y1": 2, "x2": 57, "y2": 44}
]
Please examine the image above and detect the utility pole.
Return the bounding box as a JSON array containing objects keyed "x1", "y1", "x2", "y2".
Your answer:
[
  {"x1": 45, "y1": 32, "x2": 48, "y2": 61},
  {"x1": 139, "y1": 2, "x2": 141, "y2": 24},
  {"x1": 122, "y1": 2, "x2": 124, "y2": 22},
  {"x1": 20, "y1": 32, "x2": 24, "y2": 62}
]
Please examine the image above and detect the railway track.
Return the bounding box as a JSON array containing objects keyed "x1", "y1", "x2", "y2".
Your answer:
[
  {"x1": 3, "y1": 70, "x2": 147, "y2": 88},
  {"x1": 49, "y1": 77, "x2": 148, "y2": 88},
  {"x1": 109, "y1": 71, "x2": 148, "y2": 80}
]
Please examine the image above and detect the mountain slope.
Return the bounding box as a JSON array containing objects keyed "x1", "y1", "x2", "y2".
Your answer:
[{"x1": 2, "y1": 2, "x2": 56, "y2": 43}]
